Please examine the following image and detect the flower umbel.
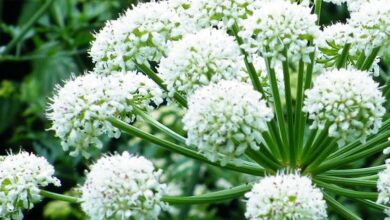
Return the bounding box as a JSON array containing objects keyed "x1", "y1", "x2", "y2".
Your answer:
[
  {"x1": 0, "y1": 152, "x2": 60, "y2": 220},
  {"x1": 80, "y1": 152, "x2": 167, "y2": 220}
]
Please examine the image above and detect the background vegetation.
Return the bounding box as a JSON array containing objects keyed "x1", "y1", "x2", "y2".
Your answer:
[{"x1": 0, "y1": 0, "x2": 389, "y2": 219}]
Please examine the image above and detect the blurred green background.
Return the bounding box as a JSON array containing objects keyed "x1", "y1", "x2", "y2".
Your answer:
[{"x1": 0, "y1": 0, "x2": 389, "y2": 219}]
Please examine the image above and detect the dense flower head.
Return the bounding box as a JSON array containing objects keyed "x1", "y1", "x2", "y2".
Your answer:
[
  {"x1": 303, "y1": 69, "x2": 386, "y2": 146},
  {"x1": 239, "y1": 1, "x2": 319, "y2": 66},
  {"x1": 159, "y1": 28, "x2": 245, "y2": 97},
  {"x1": 349, "y1": 0, "x2": 390, "y2": 56},
  {"x1": 0, "y1": 152, "x2": 60, "y2": 220},
  {"x1": 245, "y1": 173, "x2": 327, "y2": 220},
  {"x1": 47, "y1": 72, "x2": 163, "y2": 157},
  {"x1": 90, "y1": 1, "x2": 190, "y2": 75},
  {"x1": 183, "y1": 80, "x2": 273, "y2": 165},
  {"x1": 80, "y1": 152, "x2": 167, "y2": 220},
  {"x1": 378, "y1": 160, "x2": 390, "y2": 219}
]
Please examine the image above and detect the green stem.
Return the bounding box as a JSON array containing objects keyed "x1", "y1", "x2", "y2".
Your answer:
[
  {"x1": 304, "y1": 139, "x2": 337, "y2": 172},
  {"x1": 179, "y1": 163, "x2": 201, "y2": 219},
  {"x1": 324, "y1": 165, "x2": 385, "y2": 177},
  {"x1": 315, "y1": 180, "x2": 378, "y2": 200},
  {"x1": 294, "y1": 60, "x2": 305, "y2": 161},
  {"x1": 162, "y1": 184, "x2": 251, "y2": 205},
  {"x1": 336, "y1": 43, "x2": 351, "y2": 69},
  {"x1": 302, "y1": 125, "x2": 329, "y2": 166},
  {"x1": 231, "y1": 23, "x2": 266, "y2": 96},
  {"x1": 1, "y1": 0, "x2": 55, "y2": 55},
  {"x1": 246, "y1": 148, "x2": 279, "y2": 172},
  {"x1": 352, "y1": 198, "x2": 389, "y2": 211},
  {"x1": 264, "y1": 52, "x2": 289, "y2": 159},
  {"x1": 109, "y1": 117, "x2": 264, "y2": 176},
  {"x1": 315, "y1": 0, "x2": 322, "y2": 25},
  {"x1": 135, "y1": 63, "x2": 187, "y2": 108},
  {"x1": 262, "y1": 131, "x2": 282, "y2": 161},
  {"x1": 323, "y1": 192, "x2": 362, "y2": 220},
  {"x1": 315, "y1": 175, "x2": 377, "y2": 188},
  {"x1": 40, "y1": 190, "x2": 80, "y2": 204},
  {"x1": 133, "y1": 106, "x2": 186, "y2": 143},
  {"x1": 282, "y1": 49, "x2": 295, "y2": 167},
  {"x1": 361, "y1": 47, "x2": 380, "y2": 71},
  {"x1": 313, "y1": 141, "x2": 390, "y2": 174},
  {"x1": 356, "y1": 53, "x2": 367, "y2": 69}
]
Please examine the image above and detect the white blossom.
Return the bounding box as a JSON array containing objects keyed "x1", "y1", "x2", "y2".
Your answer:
[
  {"x1": 303, "y1": 69, "x2": 386, "y2": 146},
  {"x1": 47, "y1": 72, "x2": 163, "y2": 157},
  {"x1": 245, "y1": 173, "x2": 327, "y2": 220},
  {"x1": 80, "y1": 152, "x2": 167, "y2": 220},
  {"x1": 159, "y1": 28, "x2": 245, "y2": 97},
  {"x1": 183, "y1": 80, "x2": 273, "y2": 165},
  {"x1": 90, "y1": 1, "x2": 191, "y2": 75},
  {"x1": 349, "y1": 0, "x2": 390, "y2": 56},
  {"x1": 377, "y1": 159, "x2": 390, "y2": 219},
  {"x1": 0, "y1": 152, "x2": 60, "y2": 220},
  {"x1": 239, "y1": 1, "x2": 319, "y2": 67}
]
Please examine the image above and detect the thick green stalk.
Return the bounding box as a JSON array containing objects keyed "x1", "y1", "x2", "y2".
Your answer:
[
  {"x1": 353, "y1": 198, "x2": 389, "y2": 211},
  {"x1": 315, "y1": 0, "x2": 322, "y2": 25},
  {"x1": 133, "y1": 106, "x2": 186, "y2": 143},
  {"x1": 40, "y1": 190, "x2": 80, "y2": 204},
  {"x1": 162, "y1": 184, "x2": 251, "y2": 205},
  {"x1": 282, "y1": 49, "x2": 295, "y2": 167},
  {"x1": 315, "y1": 175, "x2": 377, "y2": 188},
  {"x1": 336, "y1": 43, "x2": 351, "y2": 69},
  {"x1": 109, "y1": 117, "x2": 264, "y2": 176},
  {"x1": 356, "y1": 53, "x2": 367, "y2": 69},
  {"x1": 304, "y1": 139, "x2": 337, "y2": 172},
  {"x1": 301, "y1": 126, "x2": 329, "y2": 166},
  {"x1": 246, "y1": 148, "x2": 279, "y2": 172},
  {"x1": 361, "y1": 47, "x2": 380, "y2": 71},
  {"x1": 264, "y1": 53, "x2": 289, "y2": 159},
  {"x1": 313, "y1": 141, "x2": 390, "y2": 174},
  {"x1": 1, "y1": 0, "x2": 55, "y2": 55},
  {"x1": 294, "y1": 60, "x2": 305, "y2": 161},
  {"x1": 230, "y1": 23, "x2": 266, "y2": 96},
  {"x1": 299, "y1": 128, "x2": 317, "y2": 164},
  {"x1": 315, "y1": 180, "x2": 378, "y2": 200},
  {"x1": 135, "y1": 63, "x2": 187, "y2": 108},
  {"x1": 262, "y1": 131, "x2": 282, "y2": 161},
  {"x1": 324, "y1": 165, "x2": 385, "y2": 177},
  {"x1": 323, "y1": 192, "x2": 362, "y2": 220},
  {"x1": 329, "y1": 130, "x2": 390, "y2": 161}
]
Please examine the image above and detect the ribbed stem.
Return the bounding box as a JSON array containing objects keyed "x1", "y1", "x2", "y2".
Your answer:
[
  {"x1": 40, "y1": 190, "x2": 80, "y2": 204},
  {"x1": 323, "y1": 192, "x2": 362, "y2": 220}
]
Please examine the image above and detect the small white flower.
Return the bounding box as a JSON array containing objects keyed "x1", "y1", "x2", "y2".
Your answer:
[
  {"x1": 303, "y1": 69, "x2": 386, "y2": 146},
  {"x1": 245, "y1": 173, "x2": 327, "y2": 220},
  {"x1": 47, "y1": 72, "x2": 163, "y2": 157},
  {"x1": 90, "y1": 1, "x2": 191, "y2": 75},
  {"x1": 377, "y1": 159, "x2": 390, "y2": 219},
  {"x1": 349, "y1": 0, "x2": 390, "y2": 56},
  {"x1": 183, "y1": 80, "x2": 273, "y2": 165},
  {"x1": 159, "y1": 28, "x2": 245, "y2": 97},
  {"x1": 80, "y1": 152, "x2": 167, "y2": 220},
  {"x1": 0, "y1": 152, "x2": 60, "y2": 220},
  {"x1": 239, "y1": 1, "x2": 319, "y2": 67}
]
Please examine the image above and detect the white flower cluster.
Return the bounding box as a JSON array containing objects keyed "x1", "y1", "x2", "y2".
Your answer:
[
  {"x1": 245, "y1": 173, "x2": 327, "y2": 220},
  {"x1": 239, "y1": 1, "x2": 319, "y2": 66},
  {"x1": 183, "y1": 80, "x2": 273, "y2": 165},
  {"x1": 377, "y1": 160, "x2": 390, "y2": 219},
  {"x1": 303, "y1": 69, "x2": 385, "y2": 146},
  {"x1": 80, "y1": 152, "x2": 167, "y2": 220},
  {"x1": 349, "y1": 0, "x2": 390, "y2": 56},
  {"x1": 47, "y1": 72, "x2": 163, "y2": 157},
  {"x1": 159, "y1": 28, "x2": 245, "y2": 97},
  {"x1": 0, "y1": 152, "x2": 60, "y2": 220},
  {"x1": 90, "y1": 1, "x2": 190, "y2": 75}
]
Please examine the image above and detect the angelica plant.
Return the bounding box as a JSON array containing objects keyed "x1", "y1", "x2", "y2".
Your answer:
[{"x1": 2, "y1": 0, "x2": 390, "y2": 219}]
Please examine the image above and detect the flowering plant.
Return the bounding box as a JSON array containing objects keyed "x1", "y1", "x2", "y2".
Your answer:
[{"x1": 1, "y1": 0, "x2": 390, "y2": 219}]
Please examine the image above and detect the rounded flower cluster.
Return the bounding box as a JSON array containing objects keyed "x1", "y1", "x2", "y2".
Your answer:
[
  {"x1": 378, "y1": 160, "x2": 390, "y2": 219},
  {"x1": 239, "y1": 1, "x2": 319, "y2": 66},
  {"x1": 47, "y1": 72, "x2": 163, "y2": 157},
  {"x1": 0, "y1": 152, "x2": 60, "y2": 220},
  {"x1": 80, "y1": 152, "x2": 167, "y2": 220},
  {"x1": 159, "y1": 28, "x2": 245, "y2": 97},
  {"x1": 349, "y1": 0, "x2": 390, "y2": 55},
  {"x1": 183, "y1": 80, "x2": 273, "y2": 165},
  {"x1": 189, "y1": 0, "x2": 255, "y2": 28},
  {"x1": 245, "y1": 173, "x2": 328, "y2": 220},
  {"x1": 303, "y1": 69, "x2": 386, "y2": 146},
  {"x1": 90, "y1": 1, "x2": 190, "y2": 75}
]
